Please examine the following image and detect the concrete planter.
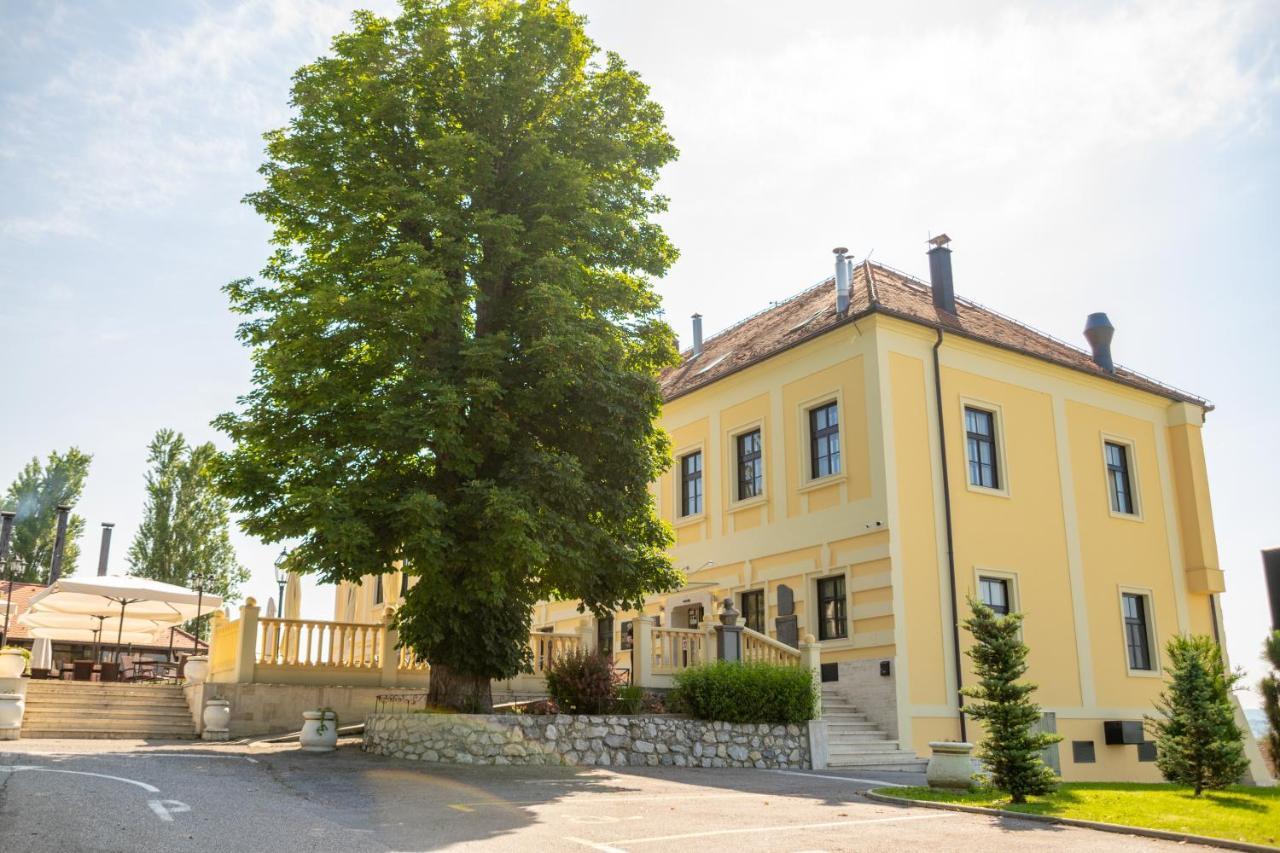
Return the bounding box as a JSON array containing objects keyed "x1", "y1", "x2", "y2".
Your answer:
[
  {"x1": 300, "y1": 710, "x2": 338, "y2": 753},
  {"x1": 0, "y1": 650, "x2": 27, "y2": 679},
  {"x1": 184, "y1": 655, "x2": 209, "y2": 685},
  {"x1": 0, "y1": 692, "x2": 23, "y2": 739},
  {"x1": 927, "y1": 741, "x2": 975, "y2": 789},
  {"x1": 202, "y1": 699, "x2": 231, "y2": 738}
]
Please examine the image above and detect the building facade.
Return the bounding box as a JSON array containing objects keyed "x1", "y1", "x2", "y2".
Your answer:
[{"x1": 340, "y1": 242, "x2": 1268, "y2": 783}]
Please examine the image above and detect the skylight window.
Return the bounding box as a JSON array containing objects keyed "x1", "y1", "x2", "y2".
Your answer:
[{"x1": 694, "y1": 353, "x2": 730, "y2": 375}]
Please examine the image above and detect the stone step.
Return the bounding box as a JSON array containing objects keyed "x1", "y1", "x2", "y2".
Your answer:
[
  {"x1": 26, "y1": 695, "x2": 190, "y2": 709},
  {"x1": 823, "y1": 715, "x2": 872, "y2": 725},
  {"x1": 21, "y1": 716, "x2": 196, "y2": 735},
  {"x1": 26, "y1": 684, "x2": 186, "y2": 698},
  {"x1": 829, "y1": 733, "x2": 892, "y2": 745},
  {"x1": 20, "y1": 722, "x2": 197, "y2": 737},
  {"x1": 828, "y1": 739, "x2": 910, "y2": 754},
  {"x1": 24, "y1": 706, "x2": 193, "y2": 722},
  {"x1": 828, "y1": 754, "x2": 927, "y2": 770}
]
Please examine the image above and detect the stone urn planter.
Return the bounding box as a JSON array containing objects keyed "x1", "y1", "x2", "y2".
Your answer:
[
  {"x1": 926, "y1": 741, "x2": 975, "y2": 790},
  {"x1": 184, "y1": 655, "x2": 209, "y2": 685},
  {"x1": 0, "y1": 692, "x2": 24, "y2": 739},
  {"x1": 202, "y1": 698, "x2": 231, "y2": 740},
  {"x1": 300, "y1": 709, "x2": 338, "y2": 753},
  {"x1": 0, "y1": 649, "x2": 28, "y2": 679}
]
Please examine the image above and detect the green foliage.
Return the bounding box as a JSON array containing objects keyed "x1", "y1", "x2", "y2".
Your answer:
[
  {"x1": 615, "y1": 683, "x2": 644, "y2": 715},
  {"x1": 1261, "y1": 631, "x2": 1280, "y2": 775},
  {"x1": 1148, "y1": 634, "x2": 1249, "y2": 795},
  {"x1": 128, "y1": 430, "x2": 249, "y2": 638},
  {"x1": 670, "y1": 661, "x2": 817, "y2": 725},
  {"x1": 2, "y1": 448, "x2": 91, "y2": 581},
  {"x1": 545, "y1": 650, "x2": 617, "y2": 715},
  {"x1": 214, "y1": 0, "x2": 682, "y2": 708},
  {"x1": 961, "y1": 596, "x2": 1060, "y2": 803}
]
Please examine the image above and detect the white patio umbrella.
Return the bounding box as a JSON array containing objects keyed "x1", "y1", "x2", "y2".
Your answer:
[
  {"x1": 28, "y1": 625, "x2": 158, "y2": 645},
  {"x1": 19, "y1": 610, "x2": 167, "y2": 661},
  {"x1": 29, "y1": 636, "x2": 53, "y2": 670},
  {"x1": 27, "y1": 575, "x2": 223, "y2": 662}
]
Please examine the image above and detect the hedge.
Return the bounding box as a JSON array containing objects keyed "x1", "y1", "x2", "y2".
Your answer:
[{"x1": 670, "y1": 661, "x2": 816, "y2": 725}]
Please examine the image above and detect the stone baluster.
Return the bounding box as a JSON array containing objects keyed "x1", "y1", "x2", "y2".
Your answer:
[
  {"x1": 232, "y1": 598, "x2": 259, "y2": 684},
  {"x1": 381, "y1": 608, "x2": 400, "y2": 687}
]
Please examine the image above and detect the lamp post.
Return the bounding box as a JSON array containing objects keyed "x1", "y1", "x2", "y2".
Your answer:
[
  {"x1": 0, "y1": 511, "x2": 14, "y2": 649},
  {"x1": 274, "y1": 548, "x2": 289, "y2": 618}
]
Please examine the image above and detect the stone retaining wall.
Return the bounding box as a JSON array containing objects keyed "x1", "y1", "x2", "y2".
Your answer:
[{"x1": 363, "y1": 713, "x2": 811, "y2": 769}]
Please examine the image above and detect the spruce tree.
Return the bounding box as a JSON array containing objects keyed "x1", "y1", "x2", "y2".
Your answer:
[
  {"x1": 961, "y1": 596, "x2": 1060, "y2": 803},
  {"x1": 1149, "y1": 634, "x2": 1248, "y2": 795},
  {"x1": 1261, "y1": 632, "x2": 1280, "y2": 775}
]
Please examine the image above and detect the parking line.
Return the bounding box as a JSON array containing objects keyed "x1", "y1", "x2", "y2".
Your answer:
[
  {"x1": 571, "y1": 812, "x2": 951, "y2": 849},
  {"x1": 451, "y1": 791, "x2": 767, "y2": 807},
  {"x1": 0, "y1": 765, "x2": 160, "y2": 794}
]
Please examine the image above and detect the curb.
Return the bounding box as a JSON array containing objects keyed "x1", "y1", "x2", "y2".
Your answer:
[{"x1": 863, "y1": 789, "x2": 1276, "y2": 853}]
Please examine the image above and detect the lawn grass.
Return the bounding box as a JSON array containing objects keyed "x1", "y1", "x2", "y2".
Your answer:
[{"x1": 877, "y1": 783, "x2": 1280, "y2": 848}]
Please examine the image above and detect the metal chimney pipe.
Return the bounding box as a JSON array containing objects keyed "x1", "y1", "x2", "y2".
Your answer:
[
  {"x1": 48, "y1": 504, "x2": 71, "y2": 584},
  {"x1": 0, "y1": 510, "x2": 14, "y2": 648},
  {"x1": 833, "y1": 247, "x2": 851, "y2": 314},
  {"x1": 1083, "y1": 312, "x2": 1115, "y2": 373},
  {"x1": 927, "y1": 234, "x2": 956, "y2": 314},
  {"x1": 691, "y1": 313, "x2": 703, "y2": 357},
  {"x1": 97, "y1": 522, "x2": 114, "y2": 576}
]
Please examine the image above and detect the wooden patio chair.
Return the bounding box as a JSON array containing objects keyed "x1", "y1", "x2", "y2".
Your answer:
[
  {"x1": 99, "y1": 661, "x2": 120, "y2": 682},
  {"x1": 72, "y1": 660, "x2": 95, "y2": 681}
]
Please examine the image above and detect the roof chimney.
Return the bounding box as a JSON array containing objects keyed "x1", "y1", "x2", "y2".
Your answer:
[
  {"x1": 1083, "y1": 313, "x2": 1115, "y2": 373},
  {"x1": 691, "y1": 313, "x2": 703, "y2": 357},
  {"x1": 833, "y1": 247, "x2": 852, "y2": 314},
  {"x1": 927, "y1": 234, "x2": 955, "y2": 314},
  {"x1": 48, "y1": 505, "x2": 71, "y2": 584},
  {"x1": 97, "y1": 522, "x2": 114, "y2": 576}
]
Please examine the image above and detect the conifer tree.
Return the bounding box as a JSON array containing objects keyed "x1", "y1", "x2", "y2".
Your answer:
[
  {"x1": 2, "y1": 448, "x2": 91, "y2": 581},
  {"x1": 1149, "y1": 634, "x2": 1248, "y2": 795},
  {"x1": 961, "y1": 596, "x2": 1060, "y2": 803},
  {"x1": 1261, "y1": 632, "x2": 1280, "y2": 774}
]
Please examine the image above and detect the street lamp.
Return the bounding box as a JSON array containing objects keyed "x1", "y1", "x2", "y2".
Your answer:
[{"x1": 274, "y1": 548, "x2": 289, "y2": 618}]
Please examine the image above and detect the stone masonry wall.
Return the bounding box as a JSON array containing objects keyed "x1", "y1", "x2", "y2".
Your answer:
[{"x1": 363, "y1": 713, "x2": 811, "y2": 769}]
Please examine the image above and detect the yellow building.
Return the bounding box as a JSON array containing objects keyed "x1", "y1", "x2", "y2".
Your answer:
[{"x1": 341, "y1": 238, "x2": 1268, "y2": 783}]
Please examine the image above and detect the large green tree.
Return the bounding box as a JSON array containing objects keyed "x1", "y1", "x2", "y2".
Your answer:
[
  {"x1": 128, "y1": 430, "x2": 249, "y2": 638},
  {"x1": 2, "y1": 448, "x2": 92, "y2": 582},
  {"x1": 215, "y1": 0, "x2": 682, "y2": 709},
  {"x1": 1261, "y1": 631, "x2": 1280, "y2": 774}
]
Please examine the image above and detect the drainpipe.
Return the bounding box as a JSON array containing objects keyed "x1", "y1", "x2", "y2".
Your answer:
[{"x1": 932, "y1": 328, "x2": 966, "y2": 742}]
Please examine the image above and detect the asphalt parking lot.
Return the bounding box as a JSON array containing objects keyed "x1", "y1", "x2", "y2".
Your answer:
[{"x1": 0, "y1": 738, "x2": 1216, "y2": 852}]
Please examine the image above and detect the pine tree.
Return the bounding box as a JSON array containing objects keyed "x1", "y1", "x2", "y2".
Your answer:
[
  {"x1": 1148, "y1": 634, "x2": 1248, "y2": 795},
  {"x1": 961, "y1": 596, "x2": 1060, "y2": 803},
  {"x1": 129, "y1": 429, "x2": 249, "y2": 638},
  {"x1": 2, "y1": 448, "x2": 92, "y2": 581},
  {"x1": 1262, "y1": 632, "x2": 1280, "y2": 775}
]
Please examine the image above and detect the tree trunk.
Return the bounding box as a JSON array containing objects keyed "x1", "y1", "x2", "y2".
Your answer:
[{"x1": 427, "y1": 661, "x2": 494, "y2": 713}]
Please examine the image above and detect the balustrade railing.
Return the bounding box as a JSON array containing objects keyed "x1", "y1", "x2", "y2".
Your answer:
[
  {"x1": 740, "y1": 626, "x2": 802, "y2": 665},
  {"x1": 650, "y1": 626, "x2": 710, "y2": 674},
  {"x1": 256, "y1": 616, "x2": 383, "y2": 669},
  {"x1": 529, "y1": 632, "x2": 583, "y2": 675}
]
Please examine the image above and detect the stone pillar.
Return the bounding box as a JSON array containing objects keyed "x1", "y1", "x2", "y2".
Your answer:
[
  {"x1": 800, "y1": 633, "x2": 822, "y2": 719},
  {"x1": 231, "y1": 598, "x2": 259, "y2": 684},
  {"x1": 381, "y1": 608, "x2": 400, "y2": 688},
  {"x1": 632, "y1": 616, "x2": 655, "y2": 688},
  {"x1": 577, "y1": 621, "x2": 595, "y2": 654},
  {"x1": 713, "y1": 598, "x2": 743, "y2": 663}
]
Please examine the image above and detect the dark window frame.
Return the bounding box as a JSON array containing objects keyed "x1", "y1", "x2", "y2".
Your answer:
[
  {"x1": 740, "y1": 589, "x2": 766, "y2": 634},
  {"x1": 1105, "y1": 441, "x2": 1136, "y2": 515},
  {"x1": 809, "y1": 401, "x2": 841, "y2": 480},
  {"x1": 817, "y1": 575, "x2": 847, "y2": 641},
  {"x1": 679, "y1": 450, "x2": 704, "y2": 517},
  {"x1": 736, "y1": 429, "x2": 763, "y2": 500},
  {"x1": 596, "y1": 615, "x2": 614, "y2": 656},
  {"x1": 400, "y1": 572, "x2": 409, "y2": 597},
  {"x1": 979, "y1": 576, "x2": 1011, "y2": 615},
  {"x1": 1122, "y1": 592, "x2": 1154, "y2": 671},
  {"x1": 373, "y1": 576, "x2": 384, "y2": 605},
  {"x1": 964, "y1": 406, "x2": 1000, "y2": 490}
]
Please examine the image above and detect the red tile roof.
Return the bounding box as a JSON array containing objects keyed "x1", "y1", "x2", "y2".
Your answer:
[
  {"x1": 1, "y1": 580, "x2": 201, "y2": 650},
  {"x1": 660, "y1": 261, "x2": 1208, "y2": 408}
]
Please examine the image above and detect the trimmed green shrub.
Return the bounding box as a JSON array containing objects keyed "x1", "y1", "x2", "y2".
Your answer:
[
  {"x1": 545, "y1": 650, "x2": 617, "y2": 715},
  {"x1": 670, "y1": 661, "x2": 816, "y2": 725}
]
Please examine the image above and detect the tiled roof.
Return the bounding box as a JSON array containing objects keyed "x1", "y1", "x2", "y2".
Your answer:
[
  {"x1": 1, "y1": 580, "x2": 201, "y2": 650},
  {"x1": 660, "y1": 261, "x2": 1208, "y2": 408}
]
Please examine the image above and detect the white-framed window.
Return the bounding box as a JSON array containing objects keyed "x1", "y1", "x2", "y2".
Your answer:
[
  {"x1": 974, "y1": 568, "x2": 1020, "y2": 627},
  {"x1": 726, "y1": 420, "x2": 767, "y2": 507},
  {"x1": 816, "y1": 574, "x2": 847, "y2": 641},
  {"x1": 959, "y1": 397, "x2": 1009, "y2": 497},
  {"x1": 1101, "y1": 434, "x2": 1142, "y2": 519},
  {"x1": 1117, "y1": 587, "x2": 1160, "y2": 676},
  {"x1": 808, "y1": 400, "x2": 841, "y2": 480}
]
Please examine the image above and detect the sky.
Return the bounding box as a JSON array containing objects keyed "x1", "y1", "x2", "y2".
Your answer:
[{"x1": 2, "y1": 0, "x2": 1278, "y2": 703}]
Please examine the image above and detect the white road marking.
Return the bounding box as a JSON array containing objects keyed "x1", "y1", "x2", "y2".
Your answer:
[
  {"x1": 0, "y1": 765, "x2": 160, "y2": 793},
  {"x1": 147, "y1": 799, "x2": 191, "y2": 822},
  {"x1": 581, "y1": 812, "x2": 952, "y2": 848},
  {"x1": 564, "y1": 837, "x2": 627, "y2": 853},
  {"x1": 769, "y1": 769, "x2": 906, "y2": 787},
  {"x1": 19, "y1": 751, "x2": 258, "y2": 763},
  {"x1": 452, "y1": 791, "x2": 767, "y2": 807}
]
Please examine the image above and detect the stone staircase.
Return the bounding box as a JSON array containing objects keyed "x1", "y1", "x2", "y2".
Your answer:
[
  {"x1": 822, "y1": 688, "x2": 926, "y2": 771},
  {"x1": 21, "y1": 681, "x2": 197, "y2": 740}
]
